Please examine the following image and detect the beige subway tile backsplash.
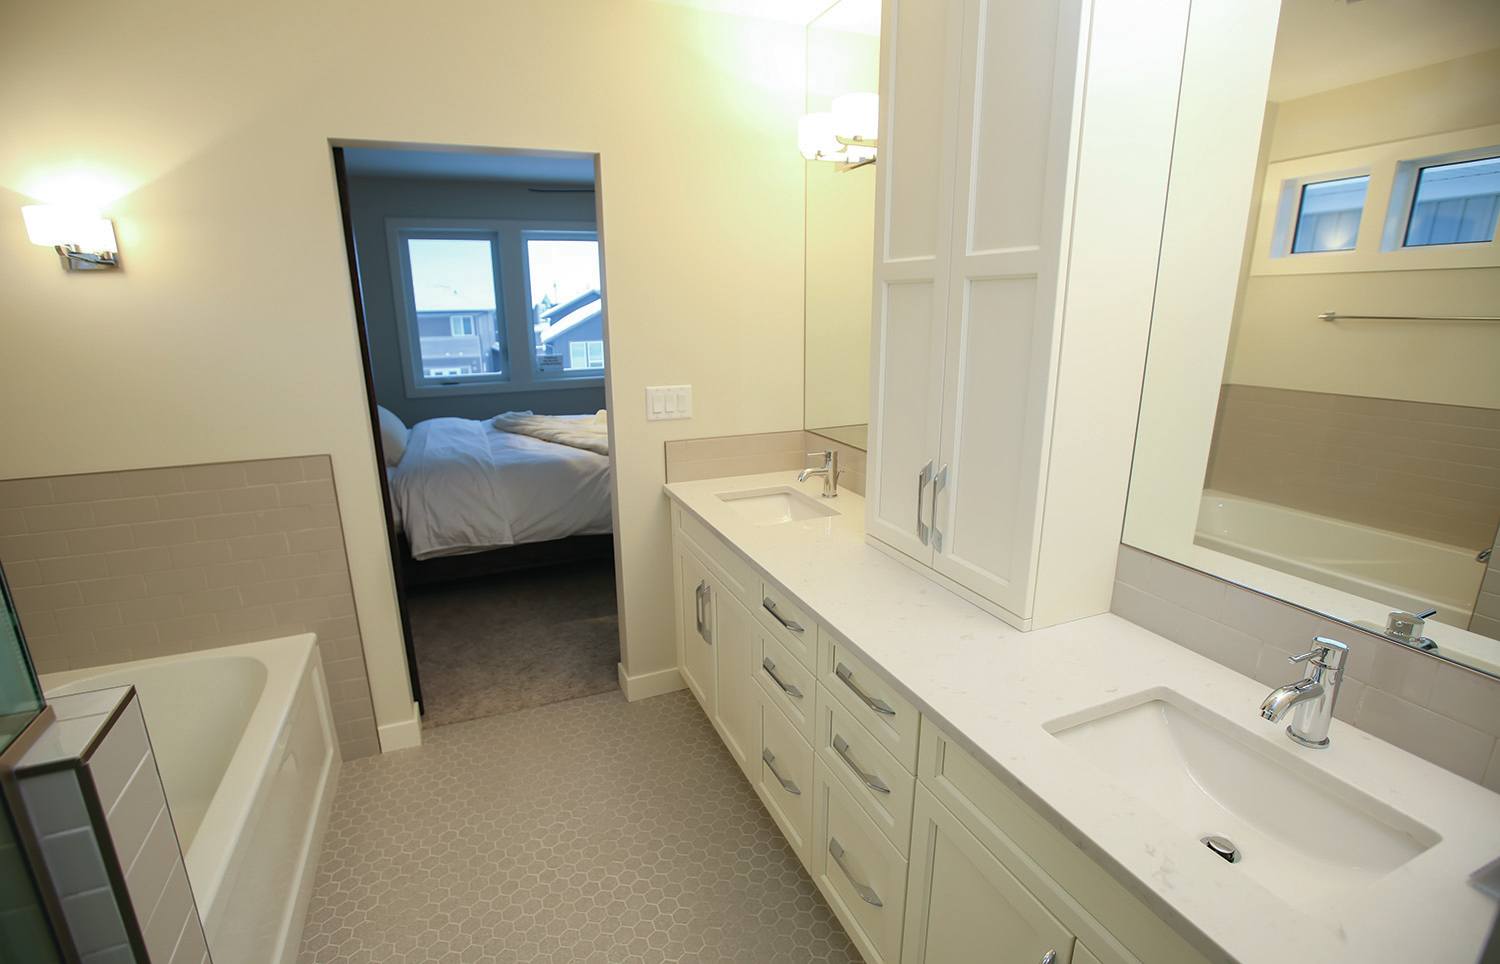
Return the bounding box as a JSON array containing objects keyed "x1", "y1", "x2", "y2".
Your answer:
[
  {"x1": 1206, "y1": 384, "x2": 1500, "y2": 548},
  {"x1": 0, "y1": 456, "x2": 378, "y2": 759},
  {"x1": 1112, "y1": 544, "x2": 1500, "y2": 787},
  {"x1": 662, "y1": 429, "x2": 867, "y2": 496}
]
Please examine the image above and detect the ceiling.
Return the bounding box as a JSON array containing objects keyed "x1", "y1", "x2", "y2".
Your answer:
[
  {"x1": 1269, "y1": 0, "x2": 1500, "y2": 102},
  {"x1": 341, "y1": 148, "x2": 596, "y2": 186}
]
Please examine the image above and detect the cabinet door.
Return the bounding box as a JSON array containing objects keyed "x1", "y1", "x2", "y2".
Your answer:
[
  {"x1": 864, "y1": 0, "x2": 964, "y2": 563},
  {"x1": 903, "y1": 786, "x2": 1075, "y2": 964},
  {"x1": 713, "y1": 588, "x2": 760, "y2": 782},
  {"x1": 677, "y1": 547, "x2": 716, "y2": 717},
  {"x1": 929, "y1": 0, "x2": 1085, "y2": 616}
]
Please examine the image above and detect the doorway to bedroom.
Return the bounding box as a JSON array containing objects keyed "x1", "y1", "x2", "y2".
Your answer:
[{"x1": 332, "y1": 142, "x2": 620, "y2": 729}]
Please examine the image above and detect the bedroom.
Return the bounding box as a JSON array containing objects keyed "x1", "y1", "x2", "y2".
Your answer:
[{"x1": 340, "y1": 144, "x2": 618, "y2": 728}]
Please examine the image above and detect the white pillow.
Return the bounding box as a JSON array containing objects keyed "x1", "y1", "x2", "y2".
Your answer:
[{"x1": 377, "y1": 405, "x2": 409, "y2": 467}]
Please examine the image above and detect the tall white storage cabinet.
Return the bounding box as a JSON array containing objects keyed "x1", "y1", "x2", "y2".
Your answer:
[{"x1": 867, "y1": 0, "x2": 1190, "y2": 629}]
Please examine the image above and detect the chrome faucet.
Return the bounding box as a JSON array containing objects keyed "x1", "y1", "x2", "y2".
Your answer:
[
  {"x1": 797, "y1": 449, "x2": 839, "y2": 498},
  {"x1": 1260, "y1": 636, "x2": 1349, "y2": 749},
  {"x1": 1383, "y1": 609, "x2": 1438, "y2": 652}
]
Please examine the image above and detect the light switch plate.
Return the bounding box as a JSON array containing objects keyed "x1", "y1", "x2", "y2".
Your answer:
[{"x1": 646, "y1": 385, "x2": 693, "y2": 421}]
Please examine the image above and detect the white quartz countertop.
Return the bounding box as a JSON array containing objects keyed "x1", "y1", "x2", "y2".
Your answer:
[{"x1": 665, "y1": 471, "x2": 1500, "y2": 964}]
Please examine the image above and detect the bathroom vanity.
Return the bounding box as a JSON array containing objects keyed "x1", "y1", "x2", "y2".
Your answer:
[{"x1": 665, "y1": 473, "x2": 1500, "y2": 964}]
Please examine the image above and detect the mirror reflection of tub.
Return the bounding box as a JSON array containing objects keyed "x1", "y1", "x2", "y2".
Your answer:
[
  {"x1": 1195, "y1": 491, "x2": 1484, "y2": 627},
  {"x1": 41, "y1": 633, "x2": 337, "y2": 964}
]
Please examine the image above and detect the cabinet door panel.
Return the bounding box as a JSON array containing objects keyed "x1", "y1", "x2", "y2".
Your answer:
[
  {"x1": 677, "y1": 547, "x2": 715, "y2": 717},
  {"x1": 865, "y1": 0, "x2": 964, "y2": 564},
  {"x1": 713, "y1": 589, "x2": 760, "y2": 782},
  {"x1": 904, "y1": 786, "x2": 1075, "y2": 964},
  {"x1": 931, "y1": 0, "x2": 1085, "y2": 616}
]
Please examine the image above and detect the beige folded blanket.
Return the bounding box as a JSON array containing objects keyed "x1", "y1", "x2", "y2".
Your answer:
[{"x1": 492, "y1": 410, "x2": 609, "y2": 456}]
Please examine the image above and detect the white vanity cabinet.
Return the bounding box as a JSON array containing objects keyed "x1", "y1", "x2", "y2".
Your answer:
[
  {"x1": 669, "y1": 500, "x2": 1209, "y2": 964},
  {"x1": 903, "y1": 785, "x2": 1076, "y2": 964},
  {"x1": 672, "y1": 508, "x2": 760, "y2": 782},
  {"x1": 867, "y1": 0, "x2": 1086, "y2": 622},
  {"x1": 866, "y1": 0, "x2": 1191, "y2": 629}
]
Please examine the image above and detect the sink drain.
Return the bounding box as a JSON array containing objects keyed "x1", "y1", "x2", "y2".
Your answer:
[{"x1": 1201, "y1": 835, "x2": 1241, "y2": 864}]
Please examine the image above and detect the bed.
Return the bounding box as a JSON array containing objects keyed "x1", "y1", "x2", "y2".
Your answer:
[{"x1": 384, "y1": 413, "x2": 614, "y2": 583}]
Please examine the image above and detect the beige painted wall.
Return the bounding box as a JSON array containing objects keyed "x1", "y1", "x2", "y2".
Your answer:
[
  {"x1": 1224, "y1": 49, "x2": 1500, "y2": 409},
  {"x1": 0, "y1": 0, "x2": 807, "y2": 737}
]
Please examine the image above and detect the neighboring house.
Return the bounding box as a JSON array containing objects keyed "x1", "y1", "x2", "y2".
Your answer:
[
  {"x1": 415, "y1": 310, "x2": 502, "y2": 376},
  {"x1": 533, "y1": 289, "x2": 604, "y2": 373}
]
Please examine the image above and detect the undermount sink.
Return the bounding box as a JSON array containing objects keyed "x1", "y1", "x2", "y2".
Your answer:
[
  {"x1": 718, "y1": 486, "x2": 838, "y2": 526},
  {"x1": 1046, "y1": 690, "x2": 1438, "y2": 898}
]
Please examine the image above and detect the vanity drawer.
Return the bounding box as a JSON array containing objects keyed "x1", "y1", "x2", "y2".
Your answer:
[
  {"x1": 755, "y1": 631, "x2": 816, "y2": 743},
  {"x1": 677, "y1": 507, "x2": 758, "y2": 608},
  {"x1": 758, "y1": 698, "x2": 815, "y2": 865},
  {"x1": 813, "y1": 759, "x2": 908, "y2": 964},
  {"x1": 819, "y1": 632, "x2": 919, "y2": 772},
  {"x1": 817, "y1": 690, "x2": 915, "y2": 856},
  {"x1": 756, "y1": 580, "x2": 817, "y2": 667}
]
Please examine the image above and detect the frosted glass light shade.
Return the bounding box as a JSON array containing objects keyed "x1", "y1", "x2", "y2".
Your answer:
[
  {"x1": 832, "y1": 92, "x2": 879, "y2": 143},
  {"x1": 22, "y1": 205, "x2": 118, "y2": 252},
  {"x1": 798, "y1": 112, "x2": 839, "y2": 160}
]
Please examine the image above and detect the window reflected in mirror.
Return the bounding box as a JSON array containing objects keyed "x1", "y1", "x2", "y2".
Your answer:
[{"x1": 1125, "y1": 2, "x2": 1500, "y2": 677}]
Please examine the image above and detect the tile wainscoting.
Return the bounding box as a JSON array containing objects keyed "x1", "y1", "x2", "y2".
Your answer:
[
  {"x1": 0, "y1": 457, "x2": 379, "y2": 759},
  {"x1": 1205, "y1": 384, "x2": 1500, "y2": 549},
  {"x1": 1112, "y1": 545, "x2": 1500, "y2": 790}
]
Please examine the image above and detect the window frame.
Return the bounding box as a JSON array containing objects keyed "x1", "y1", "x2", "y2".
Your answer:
[
  {"x1": 519, "y1": 229, "x2": 606, "y2": 383},
  {"x1": 385, "y1": 217, "x2": 604, "y2": 398},
  {"x1": 1381, "y1": 145, "x2": 1500, "y2": 252},
  {"x1": 1247, "y1": 122, "x2": 1500, "y2": 277}
]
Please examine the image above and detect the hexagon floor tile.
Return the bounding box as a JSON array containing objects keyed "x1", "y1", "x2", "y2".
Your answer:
[{"x1": 297, "y1": 689, "x2": 861, "y2": 963}]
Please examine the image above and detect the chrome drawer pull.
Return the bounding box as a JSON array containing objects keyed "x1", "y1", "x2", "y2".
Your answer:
[
  {"x1": 828, "y1": 837, "x2": 883, "y2": 907},
  {"x1": 762, "y1": 748, "x2": 801, "y2": 796},
  {"x1": 761, "y1": 657, "x2": 803, "y2": 700},
  {"x1": 1040, "y1": 952, "x2": 1057, "y2": 964},
  {"x1": 835, "y1": 662, "x2": 895, "y2": 717},
  {"x1": 762, "y1": 597, "x2": 805, "y2": 634},
  {"x1": 832, "y1": 735, "x2": 890, "y2": 794},
  {"x1": 930, "y1": 463, "x2": 948, "y2": 553},
  {"x1": 694, "y1": 580, "x2": 706, "y2": 640},
  {"x1": 916, "y1": 460, "x2": 932, "y2": 545}
]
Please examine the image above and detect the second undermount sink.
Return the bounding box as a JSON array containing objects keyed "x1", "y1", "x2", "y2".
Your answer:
[
  {"x1": 718, "y1": 486, "x2": 838, "y2": 526},
  {"x1": 1046, "y1": 690, "x2": 1438, "y2": 898}
]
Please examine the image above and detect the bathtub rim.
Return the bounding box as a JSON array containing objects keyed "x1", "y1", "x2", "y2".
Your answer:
[
  {"x1": 39, "y1": 633, "x2": 321, "y2": 919},
  {"x1": 1196, "y1": 489, "x2": 1481, "y2": 620}
]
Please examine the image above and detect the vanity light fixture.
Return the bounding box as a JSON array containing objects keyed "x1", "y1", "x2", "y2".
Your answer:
[
  {"x1": 799, "y1": 92, "x2": 879, "y2": 172},
  {"x1": 21, "y1": 204, "x2": 120, "y2": 270}
]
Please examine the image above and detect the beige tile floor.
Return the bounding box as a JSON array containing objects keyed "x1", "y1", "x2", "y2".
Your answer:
[{"x1": 297, "y1": 689, "x2": 860, "y2": 963}]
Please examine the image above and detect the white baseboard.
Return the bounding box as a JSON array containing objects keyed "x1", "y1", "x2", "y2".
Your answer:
[
  {"x1": 377, "y1": 700, "x2": 423, "y2": 752},
  {"x1": 617, "y1": 663, "x2": 685, "y2": 701}
]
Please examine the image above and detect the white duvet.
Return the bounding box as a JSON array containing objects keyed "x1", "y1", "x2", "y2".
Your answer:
[{"x1": 390, "y1": 417, "x2": 613, "y2": 560}]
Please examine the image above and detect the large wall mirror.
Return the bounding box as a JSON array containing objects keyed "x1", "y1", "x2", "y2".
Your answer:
[
  {"x1": 802, "y1": 0, "x2": 879, "y2": 452},
  {"x1": 1127, "y1": 1, "x2": 1500, "y2": 677}
]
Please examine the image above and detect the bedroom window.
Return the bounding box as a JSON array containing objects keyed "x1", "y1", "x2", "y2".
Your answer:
[
  {"x1": 393, "y1": 230, "x2": 510, "y2": 394},
  {"x1": 523, "y1": 232, "x2": 605, "y2": 377}
]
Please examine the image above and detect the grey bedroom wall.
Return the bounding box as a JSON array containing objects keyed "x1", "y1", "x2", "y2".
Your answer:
[{"x1": 345, "y1": 175, "x2": 607, "y2": 425}]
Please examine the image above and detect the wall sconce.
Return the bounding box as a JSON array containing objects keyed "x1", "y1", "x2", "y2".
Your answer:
[
  {"x1": 799, "y1": 92, "x2": 879, "y2": 172},
  {"x1": 22, "y1": 205, "x2": 120, "y2": 270}
]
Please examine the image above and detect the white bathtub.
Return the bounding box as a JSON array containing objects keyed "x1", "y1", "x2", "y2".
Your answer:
[
  {"x1": 41, "y1": 634, "x2": 339, "y2": 964},
  {"x1": 1195, "y1": 491, "x2": 1484, "y2": 626}
]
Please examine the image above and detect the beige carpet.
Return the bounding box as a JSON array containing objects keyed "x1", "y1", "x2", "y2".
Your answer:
[{"x1": 407, "y1": 560, "x2": 621, "y2": 728}]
